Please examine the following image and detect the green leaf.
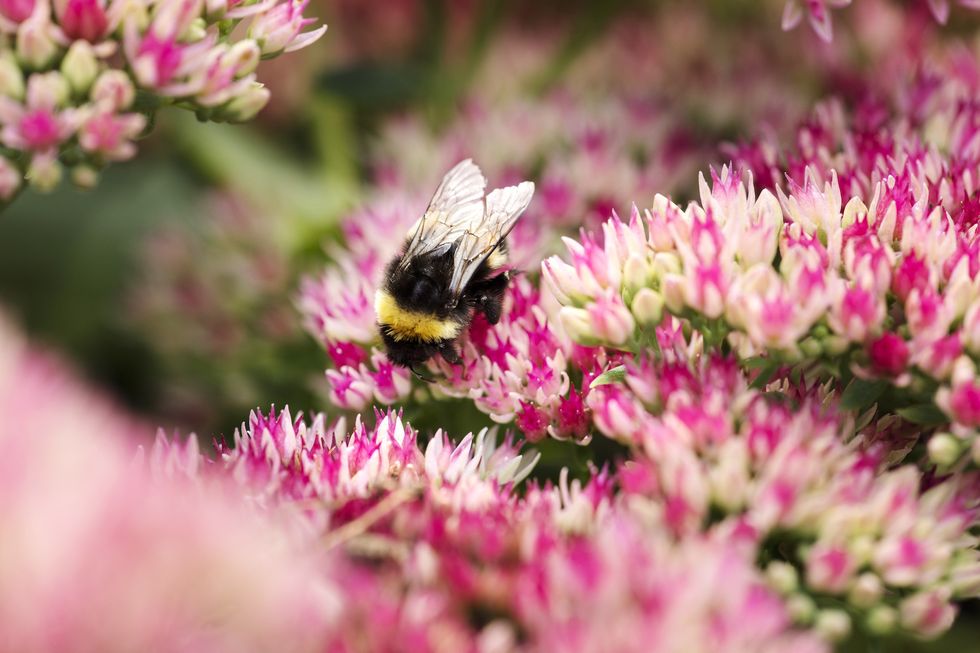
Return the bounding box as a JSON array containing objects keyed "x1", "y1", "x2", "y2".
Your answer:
[
  {"x1": 742, "y1": 356, "x2": 773, "y2": 369},
  {"x1": 897, "y1": 403, "x2": 949, "y2": 426},
  {"x1": 749, "y1": 361, "x2": 780, "y2": 389},
  {"x1": 164, "y1": 113, "x2": 355, "y2": 240},
  {"x1": 840, "y1": 379, "x2": 888, "y2": 412},
  {"x1": 590, "y1": 365, "x2": 626, "y2": 389}
]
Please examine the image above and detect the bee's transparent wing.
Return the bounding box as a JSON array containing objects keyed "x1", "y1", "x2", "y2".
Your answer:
[
  {"x1": 447, "y1": 180, "x2": 535, "y2": 297},
  {"x1": 400, "y1": 159, "x2": 487, "y2": 265}
]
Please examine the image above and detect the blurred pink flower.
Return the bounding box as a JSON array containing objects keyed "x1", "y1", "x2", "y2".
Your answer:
[{"x1": 0, "y1": 315, "x2": 332, "y2": 652}]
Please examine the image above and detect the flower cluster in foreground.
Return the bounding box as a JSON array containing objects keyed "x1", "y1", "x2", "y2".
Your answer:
[
  {"x1": 782, "y1": 0, "x2": 980, "y2": 42},
  {"x1": 151, "y1": 404, "x2": 831, "y2": 651},
  {"x1": 147, "y1": 370, "x2": 979, "y2": 646},
  {"x1": 0, "y1": 0, "x2": 325, "y2": 198},
  {"x1": 0, "y1": 315, "x2": 332, "y2": 652}
]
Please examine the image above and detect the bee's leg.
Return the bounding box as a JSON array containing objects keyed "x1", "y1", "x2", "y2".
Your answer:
[
  {"x1": 469, "y1": 273, "x2": 510, "y2": 325},
  {"x1": 438, "y1": 343, "x2": 460, "y2": 365},
  {"x1": 410, "y1": 365, "x2": 434, "y2": 383}
]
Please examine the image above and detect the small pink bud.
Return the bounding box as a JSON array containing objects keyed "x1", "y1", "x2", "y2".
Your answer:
[
  {"x1": 56, "y1": 0, "x2": 109, "y2": 41},
  {"x1": 0, "y1": 0, "x2": 34, "y2": 24},
  {"x1": 899, "y1": 589, "x2": 956, "y2": 639},
  {"x1": 516, "y1": 402, "x2": 549, "y2": 443},
  {"x1": 586, "y1": 292, "x2": 635, "y2": 345},
  {"x1": 806, "y1": 543, "x2": 856, "y2": 594},
  {"x1": 867, "y1": 333, "x2": 909, "y2": 376},
  {"x1": 946, "y1": 380, "x2": 980, "y2": 427},
  {"x1": 892, "y1": 254, "x2": 931, "y2": 303}
]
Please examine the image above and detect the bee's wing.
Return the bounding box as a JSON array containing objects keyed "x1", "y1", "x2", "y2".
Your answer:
[
  {"x1": 401, "y1": 159, "x2": 487, "y2": 265},
  {"x1": 447, "y1": 180, "x2": 535, "y2": 297}
]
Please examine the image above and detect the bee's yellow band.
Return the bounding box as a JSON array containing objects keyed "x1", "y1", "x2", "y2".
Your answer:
[{"x1": 375, "y1": 290, "x2": 462, "y2": 342}]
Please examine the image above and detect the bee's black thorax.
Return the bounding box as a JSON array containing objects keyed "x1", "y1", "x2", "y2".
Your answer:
[{"x1": 384, "y1": 249, "x2": 469, "y2": 319}]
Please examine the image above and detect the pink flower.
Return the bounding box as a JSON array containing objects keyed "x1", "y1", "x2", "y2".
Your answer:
[
  {"x1": 806, "y1": 543, "x2": 857, "y2": 594},
  {"x1": 899, "y1": 588, "x2": 957, "y2": 638},
  {"x1": 892, "y1": 253, "x2": 932, "y2": 303},
  {"x1": 0, "y1": 73, "x2": 76, "y2": 153},
  {"x1": 78, "y1": 109, "x2": 146, "y2": 160},
  {"x1": 516, "y1": 401, "x2": 550, "y2": 443},
  {"x1": 0, "y1": 0, "x2": 32, "y2": 24},
  {"x1": 782, "y1": 1, "x2": 853, "y2": 43},
  {"x1": 54, "y1": 0, "x2": 108, "y2": 42},
  {"x1": 325, "y1": 364, "x2": 374, "y2": 411},
  {"x1": 828, "y1": 280, "x2": 883, "y2": 342},
  {"x1": 247, "y1": 0, "x2": 326, "y2": 55},
  {"x1": 940, "y1": 378, "x2": 980, "y2": 427},
  {"x1": 867, "y1": 333, "x2": 909, "y2": 377}
]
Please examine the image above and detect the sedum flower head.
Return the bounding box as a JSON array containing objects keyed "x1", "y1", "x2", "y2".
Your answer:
[{"x1": 0, "y1": 0, "x2": 325, "y2": 198}]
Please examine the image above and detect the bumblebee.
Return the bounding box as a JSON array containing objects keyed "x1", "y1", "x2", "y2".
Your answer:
[{"x1": 375, "y1": 159, "x2": 535, "y2": 376}]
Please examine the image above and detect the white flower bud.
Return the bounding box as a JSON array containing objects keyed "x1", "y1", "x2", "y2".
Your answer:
[
  {"x1": 221, "y1": 82, "x2": 270, "y2": 122},
  {"x1": 849, "y1": 572, "x2": 883, "y2": 608},
  {"x1": 866, "y1": 606, "x2": 897, "y2": 635},
  {"x1": 0, "y1": 52, "x2": 24, "y2": 99},
  {"x1": 558, "y1": 306, "x2": 594, "y2": 344},
  {"x1": 631, "y1": 288, "x2": 664, "y2": 327},
  {"x1": 764, "y1": 561, "x2": 798, "y2": 595},
  {"x1": 70, "y1": 165, "x2": 99, "y2": 189},
  {"x1": 61, "y1": 41, "x2": 100, "y2": 95},
  {"x1": 225, "y1": 39, "x2": 261, "y2": 78},
  {"x1": 815, "y1": 609, "x2": 851, "y2": 642},
  {"x1": 786, "y1": 593, "x2": 816, "y2": 624},
  {"x1": 26, "y1": 154, "x2": 62, "y2": 192},
  {"x1": 928, "y1": 432, "x2": 962, "y2": 467}
]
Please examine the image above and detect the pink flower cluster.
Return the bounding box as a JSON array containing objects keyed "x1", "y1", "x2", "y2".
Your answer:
[
  {"x1": 782, "y1": 0, "x2": 980, "y2": 42},
  {"x1": 591, "y1": 354, "x2": 980, "y2": 638},
  {"x1": 544, "y1": 53, "x2": 980, "y2": 462},
  {"x1": 151, "y1": 403, "x2": 830, "y2": 652},
  {"x1": 0, "y1": 0, "x2": 324, "y2": 199}
]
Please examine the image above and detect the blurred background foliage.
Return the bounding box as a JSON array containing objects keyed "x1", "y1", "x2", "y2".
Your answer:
[{"x1": 1, "y1": 0, "x2": 980, "y2": 648}]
